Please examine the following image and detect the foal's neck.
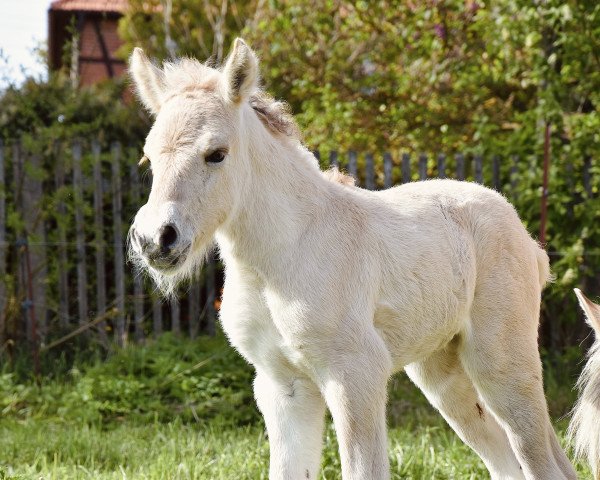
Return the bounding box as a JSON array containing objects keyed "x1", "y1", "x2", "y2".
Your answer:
[{"x1": 217, "y1": 113, "x2": 335, "y2": 277}]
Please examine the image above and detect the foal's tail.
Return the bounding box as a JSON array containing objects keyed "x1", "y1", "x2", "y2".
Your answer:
[{"x1": 568, "y1": 288, "x2": 600, "y2": 479}]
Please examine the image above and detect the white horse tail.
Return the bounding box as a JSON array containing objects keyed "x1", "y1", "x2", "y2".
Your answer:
[{"x1": 568, "y1": 288, "x2": 600, "y2": 479}]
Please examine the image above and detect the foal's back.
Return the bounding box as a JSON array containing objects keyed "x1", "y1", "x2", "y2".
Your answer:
[{"x1": 357, "y1": 179, "x2": 546, "y2": 364}]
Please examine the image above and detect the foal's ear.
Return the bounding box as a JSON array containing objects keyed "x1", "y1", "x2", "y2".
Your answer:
[
  {"x1": 574, "y1": 288, "x2": 600, "y2": 335},
  {"x1": 222, "y1": 38, "x2": 259, "y2": 104},
  {"x1": 129, "y1": 48, "x2": 166, "y2": 115}
]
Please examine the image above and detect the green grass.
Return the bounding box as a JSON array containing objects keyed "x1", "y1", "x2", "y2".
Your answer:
[
  {"x1": 0, "y1": 417, "x2": 590, "y2": 479},
  {"x1": 0, "y1": 335, "x2": 592, "y2": 479}
]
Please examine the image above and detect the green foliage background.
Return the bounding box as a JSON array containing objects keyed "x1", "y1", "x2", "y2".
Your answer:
[{"x1": 120, "y1": 0, "x2": 600, "y2": 349}]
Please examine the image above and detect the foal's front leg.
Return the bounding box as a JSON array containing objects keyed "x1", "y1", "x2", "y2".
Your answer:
[
  {"x1": 321, "y1": 330, "x2": 392, "y2": 480},
  {"x1": 254, "y1": 369, "x2": 326, "y2": 480}
]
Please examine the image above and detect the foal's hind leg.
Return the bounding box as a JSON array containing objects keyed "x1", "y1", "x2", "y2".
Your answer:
[
  {"x1": 405, "y1": 340, "x2": 525, "y2": 480},
  {"x1": 460, "y1": 282, "x2": 576, "y2": 480}
]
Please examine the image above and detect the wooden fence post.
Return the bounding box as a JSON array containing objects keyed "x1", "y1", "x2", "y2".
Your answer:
[
  {"x1": 54, "y1": 144, "x2": 69, "y2": 328},
  {"x1": 92, "y1": 140, "x2": 109, "y2": 344},
  {"x1": 111, "y1": 142, "x2": 126, "y2": 346},
  {"x1": 205, "y1": 253, "x2": 216, "y2": 336},
  {"x1": 189, "y1": 277, "x2": 200, "y2": 339},
  {"x1": 5, "y1": 140, "x2": 595, "y2": 350},
  {"x1": 153, "y1": 295, "x2": 163, "y2": 338},
  {"x1": 365, "y1": 153, "x2": 375, "y2": 190},
  {"x1": 129, "y1": 161, "x2": 145, "y2": 343},
  {"x1": 456, "y1": 153, "x2": 465, "y2": 181},
  {"x1": 72, "y1": 140, "x2": 89, "y2": 327},
  {"x1": 0, "y1": 140, "x2": 6, "y2": 349},
  {"x1": 437, "y1": 153, "x2": 446, "y2": 179},
  {"x1": 474, "y1": 154, "x2": 483, "y2": 184},
  {"x1": 383, "y1": 153, "x2": 393, "y2": 189},
  {"x1": 12, "y1": 142, "x2": 25, "y2": 340},
  {"x1": 418, "y1": 154, "x2": 428, "y2": 180},
  {"x1": 401, "y1": 153, "x2": 411, "y2": 183},
  {"x1": 329, "y1": 151, "x2": 338, "y2": 169},
  {"x1": 348, "y1": 151, "x2": 358, "y2": 178},
  {"x1": 170, "y1": 298, "x2": 180, "y2": 335},
  {"x1": 22, "y1": 150, "x2": 48, "y2": 342}
]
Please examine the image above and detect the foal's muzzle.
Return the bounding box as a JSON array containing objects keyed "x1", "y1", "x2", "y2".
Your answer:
[{"x1": 130, "y1": 223, "x2": 190, "y2": 272}]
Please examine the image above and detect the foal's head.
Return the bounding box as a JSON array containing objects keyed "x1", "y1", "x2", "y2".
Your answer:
[{"x1": 128, "y1": 39, "x2": 281, "y2": 292}]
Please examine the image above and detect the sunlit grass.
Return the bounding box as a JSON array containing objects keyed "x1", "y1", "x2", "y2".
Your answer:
[
  {"x1": 0, "y1": 335, "x2": 591, "y2": 479},
  {"x1": 0, "y1": 416, "x2": 590, "y2": 479}
]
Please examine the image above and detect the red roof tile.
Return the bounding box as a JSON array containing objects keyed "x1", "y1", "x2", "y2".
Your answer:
[{"x1": 49, "y1": 0, "x2": 128, "y2": 13}]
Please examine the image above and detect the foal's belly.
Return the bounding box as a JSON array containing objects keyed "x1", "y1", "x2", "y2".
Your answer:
[{"x1": 374, "y1": 281, "x2": 471, "y2": 371}]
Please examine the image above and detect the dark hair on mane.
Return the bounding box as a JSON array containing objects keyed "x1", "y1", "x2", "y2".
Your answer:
[
  {"x1": 249, "y1": 91, "x2": 300, "y2": 139},
  {"x1": 162, "y1": 57, "x2": 299, "y2": 139}
]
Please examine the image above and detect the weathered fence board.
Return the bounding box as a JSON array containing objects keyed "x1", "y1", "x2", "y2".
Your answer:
[
  {"x1": 72, "y1": 140, "x2": 89, "y2": 328},
  {"x1": 54, "y1": 147, "x2": 70, "y2": 328},
  {"x1": 383, "y1": 153, "x2": 393, "y2": 189},
  {"x1": 329, "y1": 151, "x2": 338, "y2": 169},
  {"x1": 0, "y1": 140, "x2": 6, "y2": 348},
  {"x1": 456, "y1": 153, "x2": 465, "y2": 181},
  {"x1": 12, "y1": 142, "x2": 35, "y2": 344},
  {"x1": 493, "y1": 155, "x2": 501, "y2": 192},
  {"x1": 348, "y1": 151, "x2": 358, "y2": 178},
  {"x1": 437, "y1": 153, "x2": 446, "y2": 179},
  {"x1": 474, "y1": 154, "x2": 483, "y2": 184},
  {"x1": 12, "y1": 142, "x2": 23, "y2": 334},
  {"x1": 189, "y1": 279, "x2": 200, "y2": 339},
  {"x1": 153, "y1": 295, "x2": 163, "y2": 338},
  {"x1": 170, "y1": 298, "x2": 180, "y2": 334},
  {"x1": 365, "y1": 154, "x2": 375, "y2": 190},
  {"x1": 205, "y1": 254, "x2": 216, "y2": 337},
  {"x1": 418, "y1": 154, "x2": 427, "y2": 180},
  {"x1": 22, "y1": 151, "x2": 48, "y2": 342},
  {"x1": 111, "y1": 142, "x2": 126, "y2": 346},
  {"x1": 0, "y1": 139, "x2": 596, "y2": 355},
  {"x1": 129, "y1": 161, "x2": 145, "y2": 343},
  {"x1": 92, "y1": 140, "x2": 108, "y2": 343},
  {"x1": 401, "y1": 153, "x2": 410, "y2": 183}
]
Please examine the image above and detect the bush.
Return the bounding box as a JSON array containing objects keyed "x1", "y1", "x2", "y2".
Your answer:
[{"x1": 0, "y1": 334, "x2": 257, "y2": 426}]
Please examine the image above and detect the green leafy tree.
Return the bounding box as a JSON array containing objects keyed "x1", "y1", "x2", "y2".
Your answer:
[
  {"x1": 119, "y1": 0, "x2": 263, "y2": 63},
  {"x1": 120, "y1": 0, "x2": 599, "y2": 350}
]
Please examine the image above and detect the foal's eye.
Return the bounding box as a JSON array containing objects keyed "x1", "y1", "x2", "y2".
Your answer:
[{"x1": 205, "y1": 149, "x2": 226, "y2": 164}]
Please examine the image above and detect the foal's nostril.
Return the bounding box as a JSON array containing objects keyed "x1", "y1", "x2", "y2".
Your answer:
[{"x1": 158, "y1": 224, "x2": 178, "y2": 252}]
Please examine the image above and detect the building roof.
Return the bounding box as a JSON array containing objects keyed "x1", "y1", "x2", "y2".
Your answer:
[{"x1": 49, "y1": 0, "x2": 128, "y2": 13}]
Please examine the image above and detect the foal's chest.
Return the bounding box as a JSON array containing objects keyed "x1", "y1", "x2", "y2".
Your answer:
[{"x1": 221, "y1": 287, "x2": 318, "y2": 376}]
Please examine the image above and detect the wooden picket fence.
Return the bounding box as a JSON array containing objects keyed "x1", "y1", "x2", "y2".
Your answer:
[
  {"x1": 0, "y1": 138, "x2": 594, "y2": 356},
  {"x1": 0, "y1": 138, "x2": 217, "y2": 355}
]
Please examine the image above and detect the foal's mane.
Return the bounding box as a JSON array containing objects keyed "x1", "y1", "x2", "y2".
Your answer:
[
  {"x1": 162, "y1": 57, "x2": 300, "y2": 140},
  {"x1": 249, "y1": 91, "x2": 300, "y2": 139}
]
